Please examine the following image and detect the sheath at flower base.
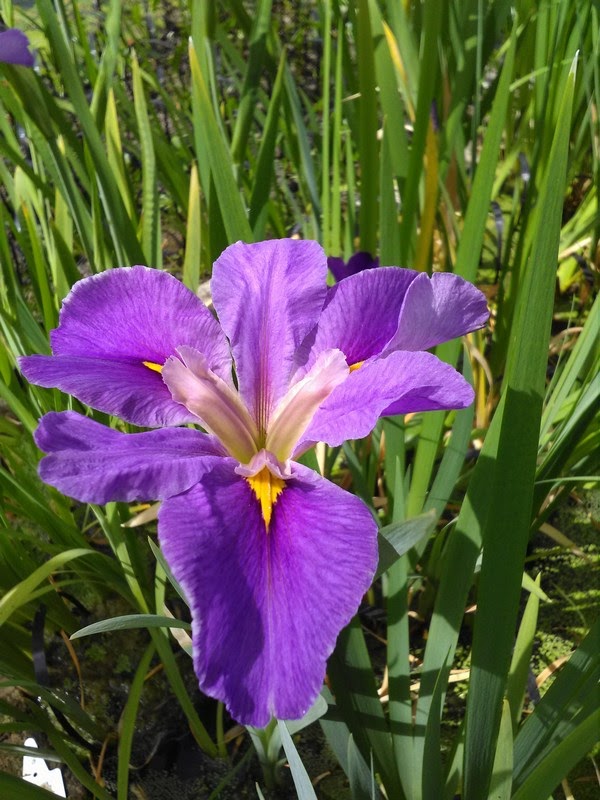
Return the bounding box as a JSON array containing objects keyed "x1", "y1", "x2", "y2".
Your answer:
[{"x1": 19, "y1": 239, "x2": 489, "y2": 728}]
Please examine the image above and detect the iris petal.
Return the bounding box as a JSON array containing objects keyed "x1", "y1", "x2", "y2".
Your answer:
[
  {"x1": 35, "y1": 411, "x2": 224, "y2": 504},
  {"x1": 20, "y1": 267, "x2": 232, "y2": 427},
  {"x1": 302, "y1": 267, "x2": 418, "y2": 370},
  {"x1": 19, "y1": 355, "x2": 200, "y2": 428},
  {"x1": 386, "y1": 271, "x2": 489, "y2": 352},
  {"x1": 211, "y1": 240, "x2": 328, "y2": 430},
  {"x1": 158, "y1": 461, "x2": 377, "y2": 727},
  {"x1": 266, "y1": 349, "x2": 348, "y2": 461},
  {"x1": 162, "y1": 346, "x2": 259, "y2": 463},
  {"x1": 298, "y1": 350, "x2": 475, "y2": 450},
  {"x1": 0, "y1": 29, "x2": 35, "y2": 66}
]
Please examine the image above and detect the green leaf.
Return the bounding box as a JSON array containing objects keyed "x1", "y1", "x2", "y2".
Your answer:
[
  {"x1": 0, "y1": 549, "x2": 98, "y2": 627},
  {"x1": 512, "y1": 710, "x2": 600, "y2": 800},
  {"x1": 512, "y1": 617, "x2": 600, "y2": 790},
  {"x1": 249, "y1": 52, "x2": 286, "y2": 234},
  {"x1": 277, "y1": 720, "x2": 318, "y2": 800},
  {"x1": 0, "y1": 773, "x2": 62, "y2": 800},
  {"x1": 329, "y1": 619, "x2": 403, "y2": 799},
  {"x1": 0, "y1": 742, "x2": 61, "y2": 762},
  {"x1": 230, "y1": 0, "x2": 274, "y2": 163},
  {"x1": 132, "y1": 52, "x2": 161, "y2": 268},
  {"x1": 521, "y1": 571, "x2": 550, "y2": 603},
  {"x1": 463, "y1": 51, "x2": 578, "y2": 800},
  {"x1": 347, "y1": 734, "x2": 382, "y2": 800},
  {"x1": 507, "y1": 574, "x2": 542, "y2": 730},
  {"x1": 375, "y1": 510, "x2": 438, "y2": 579},
  {"x1": 286, "y1": 694, "x2": 328, "y2": 736},
  {"x1": 147, "y1": 537, "x2": 188, "y2": 604},
  {"x1": 355, "y1": 0, "x2": 379, "y2": 255},
  {"x1": 488, "y1": 700, "x2": 513, "y2": 800},
  {"x1": 183, "y1": 163, "x2": 202, "y2": 292},
  {"x1": 70, "y1": 614, "x2": 191, "y2": 640},
  {"x1": 398, "y1": 0, "x2": 444, "y2": 262},
  {"x1": 117, "y1": 643, "x2": 155, "y2": 800},
  {"x1": 36, "y1": 0, "x2": 145, "y2": 265},
  {"x1": 454, "y1": 20, "x2": 517, "y2": 284},
  {"x1": 189, "y1": 41, "x2": 252, "y2": 243}
]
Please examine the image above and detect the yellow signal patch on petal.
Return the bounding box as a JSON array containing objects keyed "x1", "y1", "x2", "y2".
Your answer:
[
  {"x1": 349, "y1": 360, "x2": 364, "y2": 373},
  {"x1": 247, "y1": 467, "x2": 285, "y2": 530},
  {"x1": 143, "y1": 360, "x2": 163, "y2": 373}
]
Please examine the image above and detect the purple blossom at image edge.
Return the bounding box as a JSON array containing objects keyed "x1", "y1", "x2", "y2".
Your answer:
[{"x1": 0, "y1": 28, "x2": 34, "y2": 67}]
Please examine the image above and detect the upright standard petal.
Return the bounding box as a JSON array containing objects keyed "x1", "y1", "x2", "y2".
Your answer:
[
  {"x1": 303, "y1": 268, "x2": 419, "y2": 370},
  {"x1": 0, "y1": 29, "x2": 35, "y2": 66},
  {"x1": 20, "y1": 267, "x2": 232, "y2": 427},
  {"x1": 386, "y1": 272, "x2": 489, "y2": 352},
  {"x1": 298, "y1": 350, "x2": 475, "y2": 449},
  {"x1": 35, "y1": 411, "x2": 224, "y2": 504},
  {"x1": 211, "y1": 240, "x2": 328, "y2": 432},
  {"x1": 158, "y1": 461, "x2": 377, "y2": 727}
]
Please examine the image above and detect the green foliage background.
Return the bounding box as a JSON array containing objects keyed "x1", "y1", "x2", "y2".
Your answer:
[{"x1": 0, "y1": 1, "x2": 597, "y2": 798}]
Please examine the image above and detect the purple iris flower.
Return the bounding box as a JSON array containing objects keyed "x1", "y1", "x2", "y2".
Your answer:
[
  {"x1": 0, "y1": 29, "x2": 34, "y2": 67},
  {"x1": 19, "y1": 239, "x2": 488, "y2": 727},
  {"x1": 327, "y1": 251, "x2": 379, "y2": 282}
]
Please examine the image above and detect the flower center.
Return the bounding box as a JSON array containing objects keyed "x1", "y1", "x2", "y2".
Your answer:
[
  {"x1": 143, "y1": 360, "x2": 163, "y2": 373},
  {"x1": 246, "y1": 466, "x2": 285, "y2": 530}
]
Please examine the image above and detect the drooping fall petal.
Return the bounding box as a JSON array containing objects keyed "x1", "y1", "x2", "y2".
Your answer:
[
  {"x1": 20, "y1": 267, "x2": 231, "y2": 427},
  {"x1": 20, "y1": 355, "x2": 201, "y2": 428},
  {"x1": 297, "y1": 350, "x2": 475, "y2": 450},
  {"x1": 158, "y1": 461, "x2": 377, "y2": 727},
  {"x1": 35, "y1": 411, "x2": 224, "y2": 504}
]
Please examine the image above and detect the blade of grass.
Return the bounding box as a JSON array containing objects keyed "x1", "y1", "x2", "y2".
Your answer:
[
  {"x1": 355, "y1": 0, "x2": 378, "y2": 255},
  {"x1": 0, "y1": 549, "x2": 98, "y2": 627},
  {"x1": 487, "y1": 700, "x2": 513, "y2": 800},
  {"x1": 249, "y1": 52, "x2": 286, "y2": 235},
  {"x1": 71, "y1": 615, "x2": 191, "y2": 639},
  {"x1": 463, "y1": 52, "x2": 578, "y2": 800},
  {"x1": 36, "y1": 0, "x2": 144, "y2": 265},
  {"x1": 506, "y1": 574, "x2": 542, "y2": 731},
  {"x1": 277, "y1": 720, "x2": 318, "y2": 800},
  {"x1": 512, "y1": 616, "x2": 600, "y2": 790},
  {"x1": 230, "y1": 0, "x2": 274, "y2": 164},
  {"x1": 189, "y1": 40, "x2": 252, "y2": 243},
  {"x1": 398, "y1": 0, "x2": 443, "y2": 263},
  {"x1": 512, "y1": 710, "x2": 600, "y2": 800},
  {"x1": 117, "y1": 642, "x2": 155, "y2": 800},
  {"x1": 132, "y1": 52, "x2": 161, "y2": 268},
  {"x1": 183, "y1": 162, "x2": 202, "y2": 292},
  {"x1": 330, "y1": 21, "x2": 344, "y2": 255},
  {"x1": 320, "y1": 0, "x2": 332, "y2": 253},
  {"x1": 329, "y1": 619, "x2": 404, "y2": 799}
]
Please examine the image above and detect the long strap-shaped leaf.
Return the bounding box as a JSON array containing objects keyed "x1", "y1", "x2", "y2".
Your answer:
[
  {"x1": 189, "y1": 40, "x2": 252, "y2": 244},
  {"x1": 36, "y1": 0, "x2": 144, "y2": 266},
  {"x1": 462, "y1": 51, "x2": 578, "y2": 800}
]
